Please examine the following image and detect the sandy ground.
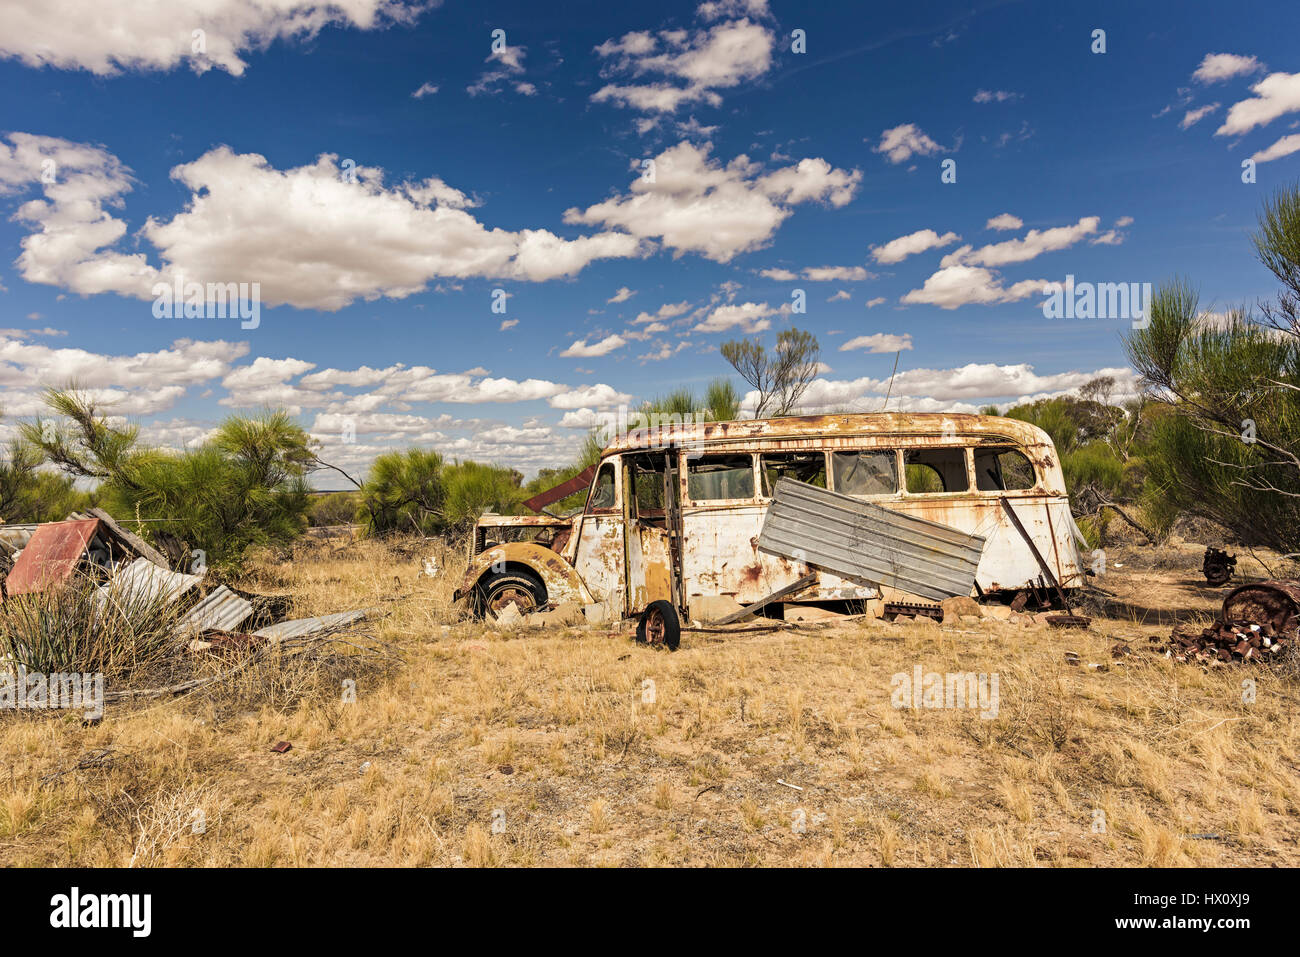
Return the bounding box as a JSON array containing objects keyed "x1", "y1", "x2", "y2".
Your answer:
[{"x1": 1, "y1": 536, "x2": 1296, "y2": 867}]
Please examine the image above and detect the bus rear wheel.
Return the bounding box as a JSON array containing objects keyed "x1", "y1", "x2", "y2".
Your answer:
[{"x1": 636, "y1": 600, "x2": 681, "y2": 650}]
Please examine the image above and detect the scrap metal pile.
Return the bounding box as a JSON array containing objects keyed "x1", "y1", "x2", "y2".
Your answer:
[
  {"x1": 1, "y1": 510, "x2": 375, "y2": 646},
  {"x1": 1162, "y1": 580, "x2": 1300, "y2": 665}
]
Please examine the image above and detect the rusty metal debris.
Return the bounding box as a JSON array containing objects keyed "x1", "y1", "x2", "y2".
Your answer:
[
  {"x1": 707, "y1": 572, "x2": 816, "y2": 625},
  {"x1": 1045, "y1": 614, "x2": 1092, "y2": 629},
  {"x1": 758, "y1": 478, "x2": 985, "y2": 602},
  {"x1": 69, "y1": 508, "x2": 171, "y2": 568},
  {"x1": 270, "y1": 741, "x2": 293, "y2": 753},
  {"x1": 254, "y1": 608, "x2": 377, "y2": 640},
  {"x1": 5, "y1": 519, "x2": 108, "y2": 595},
  {"x1": 1222, "y1": 579, "x2": 1300, "y2": 633},
  {"x1": 177, "y1": 585, "x2": 254, "y2": 636},
  {"x1": 882, "y1": 600, "x2": 943, "y2": 622},
  {"x1": 97, "y1": 558, "x2": 204, "y2": 607},
  {"x1": 521, "y1": 464, "x2": 596, "y2": 515},
  {"x1": 3, "y1": 510, "x2": 172, "y2": 597},
  {"x1": 1201, "y1": 546, "x2": 1237, "y2": 587},
  {"x1": 1161, "y1": 579, "x2": 1299, "y2": 664}
]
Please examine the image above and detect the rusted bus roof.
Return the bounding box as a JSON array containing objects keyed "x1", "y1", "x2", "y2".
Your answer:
[
  {"x1": 757, "y1": 478, "x2": 986, "y2": 602},
  {"x1": 176, "y1": 585, "x2": 254, "y2": 635},
  {"x1": 604, "y1": 413, "x2": 1056, "y2": 455},
  {"x1": 4, "y1": 519, "x2": 102, "y2": 596}
]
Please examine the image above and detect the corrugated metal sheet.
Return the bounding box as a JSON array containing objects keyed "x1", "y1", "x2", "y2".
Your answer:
[
  {"x1": 99, "y1": 558, "x2": 204, "y2": 606},
  {"x1": 254, "y1": 608, "x2": 375, "y2": 640},
  {"x1": 176, "y1": 585, "x2": 253, "y2": 635},
  {"x1": 757, "y1": 478, "x2": 986, "y2": 602},
  {"x1": 4, "y1": 519, "x2": 101, "y2": 595},
  {"x1": 0, "y1": 524, "x2": 39, "y2": 551}
]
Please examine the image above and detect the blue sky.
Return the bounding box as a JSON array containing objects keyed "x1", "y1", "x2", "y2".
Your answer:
[{"x1": 1, "y1": 0, "x2": 1298, "y2": 479}]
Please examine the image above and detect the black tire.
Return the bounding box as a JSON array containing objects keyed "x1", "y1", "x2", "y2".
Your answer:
[
  {"x1": 635, "y1": 599, "x2": 681, "y2": 650},
  {"x1": 476, "y1": 570, "x2": 545, "y2": 620}
]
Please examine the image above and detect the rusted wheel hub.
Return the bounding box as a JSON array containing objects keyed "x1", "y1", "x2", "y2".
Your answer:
[
  {"x1": 643, "y1": 607, "x2": 667, "y2": 646},
  {"x1": 487, "y1": 585, "x2": 537, "y2": 618}
]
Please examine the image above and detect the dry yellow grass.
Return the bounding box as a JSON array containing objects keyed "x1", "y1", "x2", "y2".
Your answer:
[{"x1": 1, "y1": 535, "x2": 1297, "y2": 867}]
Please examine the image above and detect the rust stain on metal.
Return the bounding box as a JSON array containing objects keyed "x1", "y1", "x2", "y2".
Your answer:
[
  {"x1": 1222, "y1": 580, "x2": 1300, "y2": 635},
  {"x1": 4, "y1": 519, "x2": 101, "y2": 596},
  {"x1": 452, "y1": 541, "x2": 590, "y2": 606}
]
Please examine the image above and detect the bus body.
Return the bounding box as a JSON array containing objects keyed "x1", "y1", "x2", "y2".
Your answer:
[{"x1": 455, "y1": 413, "x2": 1083, "y2": 621}]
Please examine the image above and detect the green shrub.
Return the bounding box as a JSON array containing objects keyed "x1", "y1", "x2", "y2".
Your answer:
[
  {"x1": 441, "y1": 461, "x2": 523, "y2": 531},
  {"x1": 357, "y1": 448, "x2": 445, "y2": 536}
]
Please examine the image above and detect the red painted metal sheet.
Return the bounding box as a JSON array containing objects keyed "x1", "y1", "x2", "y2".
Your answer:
[
  {"x1": 4, "y1": 519, "x2": 101, "y2": 596},
  {"x1": 522, "y1": 464, "x2": 596, "y2": 513}
]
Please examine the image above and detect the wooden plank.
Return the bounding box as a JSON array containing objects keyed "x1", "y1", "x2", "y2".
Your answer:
[
  {"x1": 86, "y1": 507, "x2": 171, "y2": 568},
  {"x1": 998, "y1": 499, "x2": 1071, "y2": 612},
  {"x1": 708, "y1": 572, "x2": 817, "y2": 625}
]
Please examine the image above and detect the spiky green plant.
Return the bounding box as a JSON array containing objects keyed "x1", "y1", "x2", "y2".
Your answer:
[{"x1": 0, "y1": 570, "x2": 182, "y2": 678}]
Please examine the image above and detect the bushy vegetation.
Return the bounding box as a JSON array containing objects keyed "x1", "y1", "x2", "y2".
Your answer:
[
  {"x1": 0, "y1": 434, "x2": 93, "y2": 524},
  {"x1": 441, "y1": 461, "x2": 524, "y2": 531},
  {"x1": 721, "y1": 329, "x2": 818, "y2": 417},
  {"x1": 24, "y1": 390, "x2": 313, "y2": 569},
  {"x1": 356, "y1": 448, "x2": 446, "y2": 536},
  {"x1": 357, "y1": 449, "x2": 525, "y2": 536},
  {"x1": 1123, "y1": 186, "x2": 1300, "y2": 559},
  {"x1": 307, "y1": 491, "x2": 360, "y2": 527}
]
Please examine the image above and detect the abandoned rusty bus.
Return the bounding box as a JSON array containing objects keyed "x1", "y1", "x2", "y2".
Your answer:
[{"x1": 454, "y1": 413, "x2": 1084, "y2": 647}]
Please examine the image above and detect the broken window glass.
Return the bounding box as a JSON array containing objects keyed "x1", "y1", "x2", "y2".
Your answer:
[
  {"x1": 904, "y1": 448, "x2": 969, "y2": 493},
  {"x1": 587, "y1": 463, "x2": 617, "y2": 512},
  {"x1": 687, "y1": 454, "x2": 755, "y2": 501},
  {"x1": 831, "y1": 450, "x2": 898, "y2": 496},
  {"x1": 760, "y1": 452, "x2": 827, "y2": 496},
  {"x1": 627, "y1": 455, "x2": 667, "y2": 517},
  {"x1": 973, "y1": 447, "x2": 1036, "y2": 490}
]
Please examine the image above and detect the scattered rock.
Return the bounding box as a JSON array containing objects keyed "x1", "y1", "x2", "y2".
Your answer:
[
  {"x1": 981, "y1": 604, "x2": 1013, "y2": 621},
  {"x1": 524, "y1": 604, "x2": 584, "y2": 628},
  {"x1": 940, "y1": 596, "x2": 982, "y2": 622},
  {"x1": 493, "y1": 603, "x2": 522, "y2": 627}
]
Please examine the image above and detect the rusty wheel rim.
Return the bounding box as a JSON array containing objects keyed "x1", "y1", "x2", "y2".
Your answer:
[
  {"x1": 644, "y1": 607, "x2": 666, "y2": 646},
  {"x1": 487, "y1": 585, "x2": 536, "y2": 618}
]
